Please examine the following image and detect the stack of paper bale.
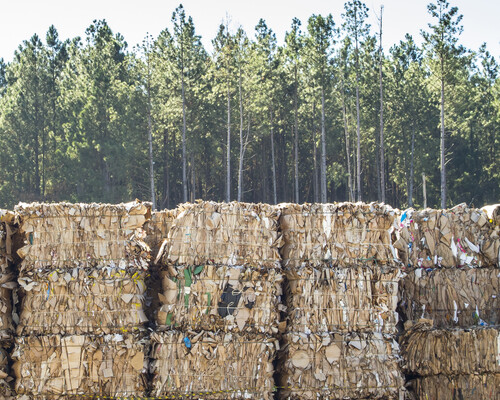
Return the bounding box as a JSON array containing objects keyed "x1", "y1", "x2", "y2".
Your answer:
[
  {"x1": 151, "y1": 201, "x2": 282, "y2": 399},
  {"x1": 277, "y1": 202, "x2": 405, "y2": 399},
  {"x1": 12, "y1": 201, "x2": 150, "y2": 398},
  {"x1": 0, "y1": 210, "x2": 18, "y2": 399},
  {"x1": 401, "y1": 321, "x2": 499, "y2": 399},
  {"x1": 396, "y1": 204, "x2": 500, "y2": 399}
]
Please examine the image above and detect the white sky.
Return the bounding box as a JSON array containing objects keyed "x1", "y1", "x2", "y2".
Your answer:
[{"x1": 1, "y1": 0, "x2": 499, "y2": 61}]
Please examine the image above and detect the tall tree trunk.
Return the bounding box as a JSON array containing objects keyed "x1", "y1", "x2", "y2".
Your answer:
[
  {"x1": 270, "y1": 108, "x2": 277, "y2": 204},
  {"x1": 440, "y1": 56, "x2": 446, "y2": 209},
  {"x1": 378, "y1": 6, "x2": 385, "y2": 203},
  {"x1": 237, "y1": 63, "x2": 244, "y2": 202},
  {"x1": 181, "y1": 61, "x2": 188, "y2": 203},
  {"x1": 355, "y1": 29, "x2": 362, "y2": 202},
  {"x1": 312, "y1": 101, "x2": 319, "y2": 203},
  {"x1": 409, "y1": 123, "x2": 415, "y2": 207},
  {"x1": 147, "y1": 76, "x2": 156, "y2": 210},
  {"x1": 162, "y1": 129, "x2": 170, "y2": 209},
  {"x1": 341, "y1": 81, "x2": 353, "y2": 201},
  {"x1": 191, "y1": 153, "x2": 196, "y2": 202},
  {"x1": 226, "y1": 80, "x2": 231, "y2": 203},
  {"x1": 320, "y1": 87, "x2": 327, "y2": 203},
  {"x1": 293, "y1": 67, "x2": 299, "y2": 203}
]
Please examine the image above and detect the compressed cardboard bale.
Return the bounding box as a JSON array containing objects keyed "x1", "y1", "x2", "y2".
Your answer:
[
  {"x1": 0, "y1": 347, "x2": 15, "y2": 399},
  {"x1": 157, "y1": 201, "x2": 283, "y2": 268},
  {"x1": 16, "y1": 267, "x2": 148, "y2": 336},
  {"x1": 156, "y1": 264, "x2": 283, "y2": 334},
  {"x1": 394, "y1": 204, "x2": 499, "y2": 268},
  {"x1": 279, "y1": 202, "x2": 398, "y2": 268},
  {"x1": 12, "y1": 333, "x2": 148, "y2": 397},
  {"x1": 401, "y1": 326, "x2": 500, "y2": 376},
  {"x1": 150, "y1": 330, "x2": 277, "y2": 399},
  {"x1": 144, "y1": 209, "x2": 175, "y2": 260},
  {"x1": 284, "y1": 265, "x2": 401, "y2": 334},
  {"x1": 400, "y1": 267, "x2": 500, "y2": 328},
  {"x1": 0, "y1": 211, "x2": 18, "y2": 341},
  {"x1": 408, "y1": 374, "x2": 500, "y2": 400},
  {"x1": 15, "y1": 201, "x2": 151, "y2": 272},
  {"x1": 277, "y1": 331, "x2": 404, "y2": 400}
]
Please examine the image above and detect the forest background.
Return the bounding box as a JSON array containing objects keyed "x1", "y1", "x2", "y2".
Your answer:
[{"x1": 0, "y1": 0, "x2": 498, "y2": 210}]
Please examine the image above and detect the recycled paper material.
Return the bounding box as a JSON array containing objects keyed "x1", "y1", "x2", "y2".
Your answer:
[
  {"x1": 150, "y1": 330, "x2": 277, "y2": 399},
  {"x1": 156, "y1": 264, "x2": 282, "y2": 334},
  {"x1": 12, "y1": 334, "x2": 148, "y2": 397},
  {"x1": 279, "y1": 202, "x2": 398, "y2": 268},
  {"x1": 277, "y1": 331, "x2": 404, "y2": 399},
  {"x1": 144, "y1": 210, "x2": 175, "y2": 260},
  {"x1": 284, "y1": 265, "x2": 401, "y2": 334},
  {"x1": 157, "y1": 201, "x2": 283, "y2": 267}
]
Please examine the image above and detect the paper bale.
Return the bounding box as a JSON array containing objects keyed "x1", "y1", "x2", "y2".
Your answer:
[
  {"x1": 279, "y1": 202, "x2": 398, "y2": 268},
  {"x1": 16, "y1": 267, "x2": 148, "y2": 336},
  {"x1": 394, "y1": 204, "x2": 499, "y2": 268},
  {"x1": 400, "y1": 267, "x2": 500, "y2": 328},
  {"x1": 401, "y1": 326, "x2": 500, "y2": 376},
  {"x1": 15, "y1": 201, "x2": 151, "y2": 271},
  {"x1": 12, "y1": 334, "x2": 148, "y2": 397},
  {"x1": 156, "y1": 264, "x2": 283, "y2": 334},
  {"x1": 277, "y1": 331, "x2": 404, "y2": 399},
  {"x1": 144, "y1": 209, "x2": 175, "y2": 260},
  {"x1": 150, "y1": 330, "x2": 277, "y2": 399},
  {"x1": 157, "y1": 201, "x2": 283, "y2": 267},
  {"x1": 0, "y1": 347, "x2": 15, "y2": 399},
  {"x1": 284, "y1": 265, "x2": 401, "y2": 334},
  {"x1": 408, "y1": 374, "x2": 500, "y2": 400}
]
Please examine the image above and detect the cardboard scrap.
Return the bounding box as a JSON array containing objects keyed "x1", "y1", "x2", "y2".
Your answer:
[
  {"x1": 394, "y1": 204, "x2": 499, "y2": 268},
  {"x1": 157, "y1": 201, "x2": 283, "y2": 268},
  {"x1": 0, "y1": 347, "x2": 15, "y2": 398},
  {"x1": 284, "y1": 265, "x2": 401, "y2": 334},
  {"x1": 408, "y1": 374, "x2": 500, "y2": 400},
  {"x1": 401, "y1": 326, "x2": 500, "y2": 376},
  {"x1": 279, "y1": 202, "x2": 398, "y2": 268},
  {"x1": 17, "y1": 267, "x2": 148, "y2": 336},
  {"x1": 277, "y1": 331, "x2": 404, "y2": 399},
  {"x1": 150, "y1": 330, "x2": 277, "y2": 399},
  {"x1": 156, "y1": 264, "x2": 282, "y2": 334},
  {"x1": 12, "y1": 333, "x2": 148, "y2": 397},
  {"x1": 400, "y1": 267, "x2": 499, "y2": 328},
  {"x1": 144, "y1": 210, "x2": 175, "y2": 261},
  {"x1": 0, "y1": 210, "x2": 18, "y2": 341},
  {"x1": 15, "y1": 201, "x2": 151, "y2": 271}
]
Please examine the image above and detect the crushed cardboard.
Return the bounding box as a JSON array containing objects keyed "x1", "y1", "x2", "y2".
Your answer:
[
  {"x1": 15, "y1": 201, "x2": 151, "y2": 271},
  {"x1": 277, "y1": 331, "x2": 404, "y2": 400},
  {"x1": 150, "y1": 330, "x2": 277, "y2": 399},
  {"x1": 0, "y1": 347, "x2": 15, "y2": 398},
  {"x1": 156, "y1": 264, "x2": 282, "y2": 334},
  {"x1": 284, "y1": 265, "x2": 401, "y2": 334},
  {"x1": 401, "y1": 326, "x2": 500, "y2": 376},
  {"x1": 17, "y1": 267, "x2": 148, "y2": 336},
  {"x1": 279, "y1": 202, "x2": 398, "y2": 268},
  {"x1": 394, "y1": 204, "x2": 499, "y2": 268},
  {"x1": 12, "y1": 334, "x2": 148, "y2": 397},
  {"x1": 0, "y1": 210, "x2": 17, "y2": 341},
  {"x1": 144, "y1": 210, "x2": 175, "y2": 261},
  {"x1": 156, "y1": 201, "x2": 283, "y2": 268},
  {"x1": 400, "y1": 267, "x2": 499, "y2": 328},
  {"x1": 408, "y1": 374, "x2": 500, "y2": 400}
]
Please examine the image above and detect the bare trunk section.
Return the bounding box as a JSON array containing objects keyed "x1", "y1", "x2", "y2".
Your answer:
[
  {"x1": 355, "y1": 20, "x2": 362, "y2": 202},
  {"x1": 409, "y1": 124, "x2": 415, "y2": 207},
  {"x1": 162, "y1": 129, "x2": 170, "y2": 209},
  {"x1": 226, "y1": 80, "x2": 231, "y2": 203},
  {"x1": 341, "y1": 80, "x2": 354, "y2": 202},
  {"x1": 320, "y1": 87, "x2": 327, "y2": 203},
  {"x1": 312, "y1": 101, "x2": 319, "y2": 203},
  {"x1": 293, "y1": 67, "x2": 299, "y2": 203},
  {"x1": 147, "y1": 90, "x2": 156, "y2": 210},
  {"x1": 440, "y1": 57, "x2": 446, "y2": 209},
  {"x1": 378, "y1": 6, "x2": 385, "y2": 203},
  {"x1": 181, "y1": 59, "x2": 188, "y2": 203},
  {"x1": 270, "y1": 108, "x2": 277, "y2": 204},
  {"x1": 237, "y1": 63, "x2": 244, "y2": 202}
]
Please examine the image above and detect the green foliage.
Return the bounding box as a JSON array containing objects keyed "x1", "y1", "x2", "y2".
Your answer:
[{"x1": 0, "y1": 2, "x2": 498, "y2": 209}]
